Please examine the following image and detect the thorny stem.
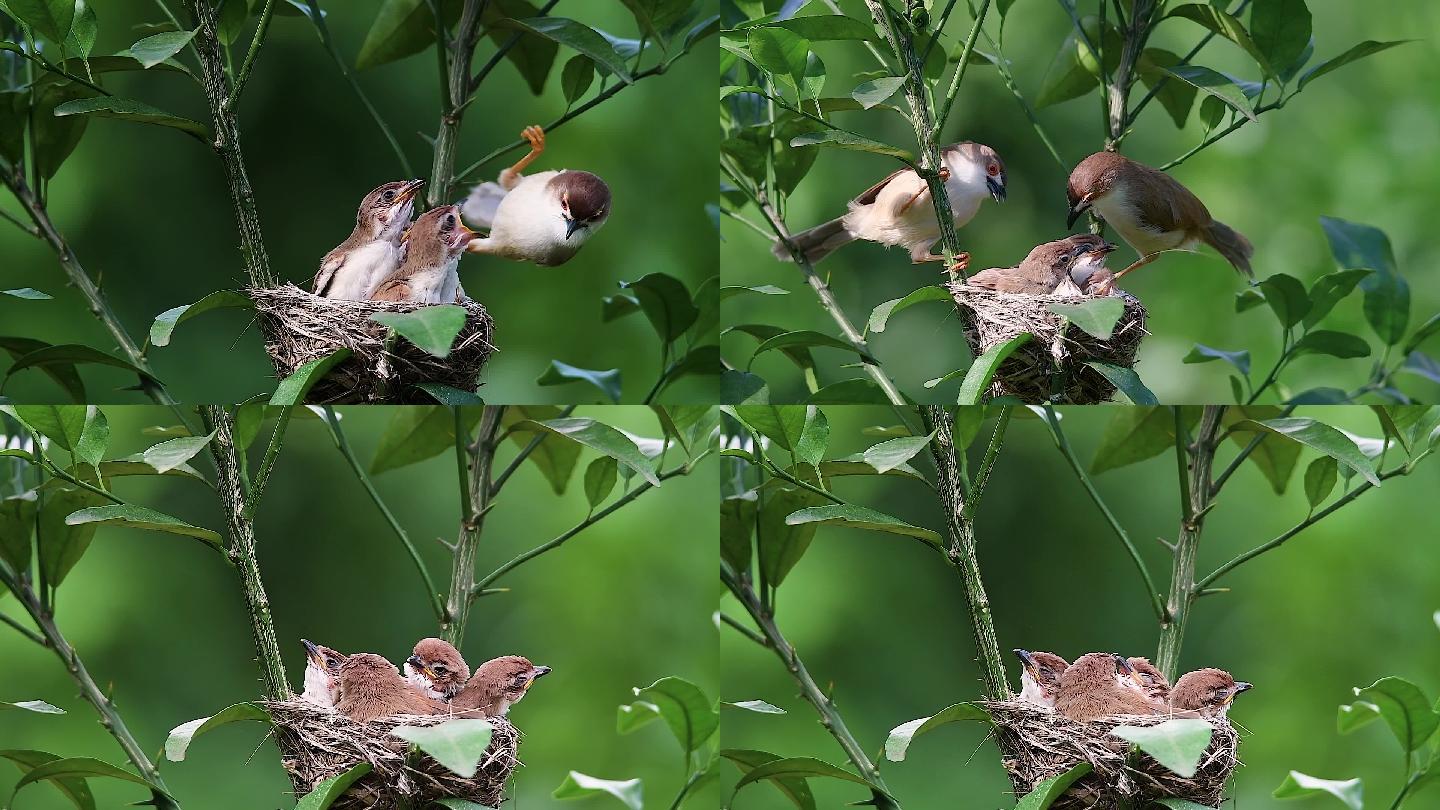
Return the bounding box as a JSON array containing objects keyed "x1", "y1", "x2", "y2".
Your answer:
[
  {"x1": 721, "y1": 564, "x2": 901, "y2": 810},
  {"x1": 443, "y1": 405, "x2": 504, "y2": 645},
  {"x1": 921, "y1": 406, "x2": 1009, "y2": 699},
  {"x1": 1106, "y1": 0, "x2": 1157, "y2": 150},
  {"x1": 428, "y1": 0, "x2": 487, "y2": 207}
]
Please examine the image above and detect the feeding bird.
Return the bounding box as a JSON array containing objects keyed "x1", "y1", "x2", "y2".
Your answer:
[
  {"x1": 299, "y1": 639, "x2": 347, "y2": 710},
  {"x1": 1169, "y1": 669, "x2": 1252, "y2": 719},
  {"x1": 370, "y1": 205, "x2": 475, "y2": 304},
  {"x1": 1014, "y1": 649, "x2": 1070, "y2": 709},
  {"x1": 775, "y1": 142, "x2": 1007, "y2": 270},
  {"x1": 335, "y1": 653, "x2": 444, "y2": 722},
  {"x1": 314, "y1": 179, "x2": 424, "y2": 300},
  {"x1": 461, "y1": 125, "x2": 611, "y2": 266},
  {"x1": 1055, "y1": 653, "x2": 1158, "y2": 722},
  {"x1": 405, "y1": 637, "x2": 470, "y2": 701},
  {"x1": 1127, "y1": 657, "x2": 1171, "y2": 711},
  {"x1": 1066, "y1": 151, "x2": 1253, "y2": 282},
  {"x1": 966, "y1": 234, "x2": 1117, "y2": 295},
  {"x1": 448, "y1": 655, "x2": 552, "y2": 718}
]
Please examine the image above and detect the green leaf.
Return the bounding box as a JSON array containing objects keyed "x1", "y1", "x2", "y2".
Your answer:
[
  {"x1": 499, "y1": 17, "x2": 632, "y2": 83},
  {"x1": 793, "y1": 407, "x2": 828, "y2": 467},
  {"x1": 13, "y1": 405, "x2": 86, "y2": 450},
  {"x1": 6, "y1": 0, "x2": 74, "y2": 44},
  {"x1": 1048, "y1": 298, "x2": 1124, "y2": 340},
  {"x1": 1015, "y1": 762, "x2": 1093, "y2": 810},
  {"x1": 53, "y1": 97, "x2": 208, "y2": 140},
  {"x1": 583, "y1": 456, "x2": 617, "y2": 508},
  {"x1": 720, "y1": 749, "x2": 815, "y2": 809},
  {"x1": 370, "y1": 305, "x2": 467, "y2": 358},
  {"x1": 0, "y1": 338, "x2": 82, "y2": 401},
  {"x1": 483, "y1": 0, "x2": 558, "y2": 95},
  {"x1": 958, "y1": 334, "x2": 1031, "y2": 405},
  {"x1": 884, "y1": 702, "x2": 991, "y2": 762},
  {"x1": 617, "y1": 0, "x2": 691, "y2": 41},
  {"x1": 31, "y1": 81, "x2": 91, "y2": 180},
  {"x1": 217, "y1": 0, "x2": 249, "y2": 45},
  {"x1": 1404, "y1": 313, "x2": 1440, "y2": 355},
  {"x1": 1239, "y1": 417, "x2": 1380, "y2": 485},
  {"x1": 732, "y1": 757, "x2": 885, "y2": 797},
  {"x1": 867, "y1": 286, "x2": 950, "y2": 334},
  {"x1": 1299, "y1": 40, "x2": 1409, "y2": 90},
  {"x1": 616, "y1": 700, "x2": 661, "y2": 735},
  {"x1": 720, "y1": 494, "x2": 755, "y2": 572},
  {"x1": 785, "y1": 504, "x2": 942, "y2": 548},
  {"x1": 1156, "y1": 64, "x2": 1256, "y2": 120},
  {"x1": 1184, "y1": 344, "x2": 1251, "y2": 377},
  {"x1": 0, "y1": 492, "x2": 36, "y2": 573},
  {"x1": 5, "y1": 344, "x2": 156, "y2": 387},
  {"x1": 536, "y1": 360, "x2": 622, "y2": 403},
  {"x1": 295, "y1": 762, "x2": 373, "y2": 810},
  {"x1": 37, "y1": 487, "x2": 107, "y2": 586},
  {"x1": 143, "y1": 432, "x2": 216, "y2": 473},
  {"x1": 164, "y1": 703, "x2": 270, "y2": 762},
  {"x1": 1249, "y1": 0, "x2": 1311, "y2": 79},
  {"x1": 0, "y1": 750, "x2": 95, "y2": 810},
  {"x1": 1353, "y1": 677, "x2": 1440, "y2": 751},
  {"x1": 1224, "y1": 406, "x2": 1302, "y2": 493},
  {"x1": 1258, "y1": 272, "x2": 1311, "y2": 328},
  {"x1": 11, "y1": 757, "x2": 166, "y2": 801},
  {"x1": 852, "y1": 76, "x2": 906, "y2": 109},
  {"x1": 413, "y1": 382, "x2": 484, "y2": 405},
  {"x1": 393, "y1": 719, "x2": 494, "y2": 778},
  {"x1": 129, "y1": 30, "x2": 197, "y2": 68},
  {"x1": 1337, "y1": 701, "x2": 1381, "y2": 734},
  {"x1": 721, "y1": 284, "x2": 789, "y2": 300},
  {"x1": 1137, "y1": 48, "x2": 1197, "y2": 128},
  {"x1": 620, "y1": 273, "x2": 699, "y2": 344},
  {"x1": 1166, "y1": 3, "x2": 1272, "y2": 76},
  {"x1": 759, "y1": 15, "x2": 876, "y2": 42},
  {"x1": 65, "y1": 505, "x2": 223, "y2": 549},
  {"x1": 270, "y1": 349, "x2": 350, "y2": 405},
  {"x1": 862, "y1": 432, "x2": 934, "y2": 474},
  {"x1": 1303, "y1": 456, "x2": 1337, "y2": 508},
  {"x1": 746, "y1": 26, "x2": 808, "y2": 92},
  {"x1": 501, "y1": 406, "x2": 581, "y2": 494},
  {"x1": 553, "y1": 771, "x2": 642, "y2": 809},
  {"x1": 751, "y1": 330, "x2": 869, "y2": 363},
  {"x1": 3, "y1": 287, "x2": 52, "y2": 300},
  {"x1": 789, "y1": 130, "x2": 913, "y2": 162},
  {"x1": 634, "y1": 676, "x2": 720, "y2": 752},
  {"x1": 0, "y1": 700, "x2": 64, "y2": 714},
  {"x1": 1319, "y1": 216, "x2": 1408, "y2": 346},
  {"x1": 1111, "y1": 719, "x2": 1213, "y2": 778},
  {"x1": 369, "y1": 406, "x2": 481, "y2": 475},
  {"x1": 1273, "y1": 771, "x2": 1363, "y2": 809},
  {"x1": 731, "y1": 405, "x2": 806, "y2": 451},
  {"x1": 1036, "y1": 18, "x2": 1111, "y2": 108},
  {"x1": 1304, "y1": 268, "x2": 1372, "y2": 328},
  {"x1": 149, "y1": 291, "x2": 254, "y2": 348},
  {"x1": 1086, "y1": 362, "x2": 1159, "y2": 405},
  {"x1": 560, "y1": 55, "x2": 594, "y2": 105},
  {"x1": 1291, "y1": 331, "x2": 1371, "y2": 360},
  {"x1": 355, "y1": 0, "x2": 456, "y2": 71},
  {"x1": 521, "y1": 418, "x2": 658, "y2": 485},
  {"x1": 725, "y1": 700, "x2": 785, "y2": 714},
  {"x1": 1090, "y1": 407, "x2": 1174, "y2": 474},
  {"x1": 807, "y1": 379, "x2": 890, "y2": 404},
  {"x1": 723, "y1": 370, "x2": 769, "y2": 404},
  {"x1": 757, "y1": 486, "x2": 825, "y2": 586}
]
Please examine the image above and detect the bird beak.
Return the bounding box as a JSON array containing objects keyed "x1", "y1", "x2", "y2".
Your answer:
[
  {"x1": 1112, "y1": 654, "x2": 1135, "y2": 675},
  {"x1": 406, "y1": 654, "x2": 431, "y2": 678},
  {"x1": 1095, "y1": 240, "x2": 1117, "y2": 255},
  {"x1": 1227, "y1": 682, "x2": 1253, "y2": 702},
  {"x1": 986, "y1": 176, "x2": 1007, "y2": 203},
  {"x1": 398, "y1": 179, "x2": 425, "y2": 203},
  {"x1": 302, "y1": 639, "x2": 322, "y2": 666},
  {"x1": 1067, "y1": 198, "x2": 1090, "y2": 229},
  {"x1": 524, "y1": 666, "x2": 552, "y2": 689},
  {"x1": 1012, "y1": 648, "x2": 1038, "y2": 676},
  {"x1": 564, "y1": 216, "x2": 582, "y2": 240}
]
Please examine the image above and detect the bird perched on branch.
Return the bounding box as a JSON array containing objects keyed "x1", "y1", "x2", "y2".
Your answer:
[
  {"x1": 314, "y1": 179, "x2": 424, "y2": 300},
  {"x1": 1055, "y1": 653, "x2": 1158, "y2": 722},
  {"x1": 405, "y1": 637, "x2": 470, "y2": 701},
  {"x1": 299, "y1": 639, "x2": 348, "y2": 710},
  {"x1": 1066, "y1": 151, "x2": 1253, "y2": 282},
  {"x1": 335, "y1": 653, "x2": 444, "y2": 722},
  {"x1": 1014, "y1": 649, "x2": 1070, "y2": 709},
  {"x1": 966, "y1": 235, "x2": 1117, "y2": 295},
  {"x1": 1127, "y1": 657, "x2": 1171, "y2": 711},
  {"x1": 460, "y1": 125, "x2": 611, "y2": 267},
  {"x1": 775, "y1": 142, "x2": 1007, "y2": 270},
  {"x1": 1168, "y1": 669, "x2": 1252, "y2": 719},
  {"x1": 449, "y1": 656, "x2": 552, "y2": 718},
  {"x1": 370, "y1": 205, "x2": 475, "y2": 304}
]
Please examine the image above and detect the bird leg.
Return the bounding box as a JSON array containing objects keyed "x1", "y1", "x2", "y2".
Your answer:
[
  {"x1": 499, "y1": 125, "x2": 546, "y2": 190},
  {"x1": 897, "y1": 184, "x2": 932, "y2": 216},
  {"x1": 1112, "y1": 250, "x2": 1165, "y2": 280},
  {"x1": 910, "y1": 242, "x2": 970, "y2": 276}
]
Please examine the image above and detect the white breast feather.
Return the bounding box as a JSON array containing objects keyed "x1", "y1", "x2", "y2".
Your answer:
[
  {"x1": 302, "y1": 662, "x2": 335, "y2": 710},
  {"x1": 329, "y1": 240, "x2": 400, "y2": 300}
]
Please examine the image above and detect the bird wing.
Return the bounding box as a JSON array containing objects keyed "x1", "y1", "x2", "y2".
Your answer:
[
  {"x1": 370, "y1": 277, "x2": 411, "y2": 302},
  {"x1": 1133, "y1": 164, "x2": 1212, "y2": 232},
  {"x1": 460, "y1": 181, "x2": 507, "y2": 230},
  {"x1": 851, "y1": 167, "x2": 910, "y2": 207},
  {"x1": 312, "y1": 250, "x2": 345, "y2": 295}
]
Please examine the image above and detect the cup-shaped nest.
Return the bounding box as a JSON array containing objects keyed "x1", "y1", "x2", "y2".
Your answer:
[
  {"x1": 250, "y1": 284, "x2": 496, "y2": 404},
  {"x1": 984, "y1": 700, "x2": 1239, "y2": 809},
  {"x1": 947, "y1": 283, "x2": 1148, "y2": 404},
  {"x1": 267, "y1": 699, "x2": 519, "y2": 809}
]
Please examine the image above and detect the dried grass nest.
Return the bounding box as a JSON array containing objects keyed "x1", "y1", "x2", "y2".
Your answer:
[
  {"x1": 946, "y1": 283, "x2": 1148, "y2": 404},
  {"x1": 249, "y1": 284, "x2": 496, "y2": 404},
  {"x1": 984, "y1": 700, "x2": 1239, "y2": 809},
  {"x1": 266, "y1": 699, "x2": 520, "y2": 809}
]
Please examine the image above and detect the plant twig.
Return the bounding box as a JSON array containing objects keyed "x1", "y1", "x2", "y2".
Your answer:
[
  {"x1": 228, "y1": 0, "x2": 277, "y2": 106},
  {"x1": 1160, "y1": 100, "x2": 1284, "y2": 170},
  {"x1": 444, "y1": 406, "x2": 504, "y2": 644},
  {"x1": 965, "y1": 404, "x2": 1011, "y2": 515},
  {"x1": 1129, "y1": 0, "x2": 1254, "y2": 123},
  {"x1": 718, "y1": 611, "x2": 766, "y2": 647},
  {"x1": 489, "y1": 405, "x2": 576, "y2": 496},
  {"x1": 469, "y1": 0, "x2": 560, "y2": 91},
  {"x1": 428, "y1": 0, "x2": 487, "y2": 207},
  {"x1": 934, "y1": 0, "x2": 991, "y2": 137},
  {"x1": 244, "y1": 404, "x2": 292, "y2": 516},
  {"x1": 0, "y1": 607, "x2": 44, "y2": 645}
]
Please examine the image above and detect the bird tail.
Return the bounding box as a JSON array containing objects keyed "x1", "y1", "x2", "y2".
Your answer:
[
  {"x1": 1204, "y1": 220, "x2": 1254, "y2": 277},
  {"x1": 772, "y1": 217, "x2": 853, "y2": 265}
]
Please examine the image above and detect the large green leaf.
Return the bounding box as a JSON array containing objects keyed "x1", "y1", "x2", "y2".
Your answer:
[
  {"x1": 789, "y1": 130, "x2": 913, "y2": 162},
  {"x1": 720, "y1": 493, "x2": 755, "y2": 572},
  {"x1": 867, "y1": 286, "x2": 950, "y2": 334},
  {"x1": 369, "y1": 406, "x2": 481, "y2": 475},
  {"x1": 1336, "y1": 701, "x2": 1381, "y2": 735},
  {"x1": 0, "y1": 700, "x2": 64, "y2": 714},
  {"x1": 1304, "y1": 268, "x2": 1372, "y2": 328},
  {"x1": 149, "y1": 291, "x2": 254, "y2": 348},
  {"x1": 270, "y1": 349, "x2": 350, "y2": 405},
  {"x1": 958, "y1": 334, "x2": 1031, "y2": 405},
  {"x1": 501, "y1": 406, "x2": 581, "y2": 494},
  {"x1": 13, "y1": 405, "x2": 86, "y2": 451},
  {"x1": 1111, "y1": 719, "x2": 1213, "y2": 778},
  {"x1": 1137, "y1": 48, "x2": 1197, "y2": 128},
  {"x1": 862, "y1": 433, "x2": 934, "y2": 474},
  {"x1": 1086, "y1": 363, "x2": 1159, "y2": 405},
  {"x1": 884, "y1": 702, "x2": 991, "y2": 762},
  {"x1": 1290, "y1": 331, "x2": 1371, "y2": 360},
  {"x1": 756, "y1": 15, "x2": 875, "y2": 42},
  {"x1": 720, "y1": 749, "x2": 815, "y2": 809},
  {"x1": 37, "y1": 487, "x2": 108, "y2": 586},
  {"x1": 1090, "y1": 407, "x2": 1173, "y2": 474},
  {"x1": 785, "y1": 504, "x2": 942, "y2": 548},
  {"x1": 499, "y1": 17, "x2": 632, "y2": 82},
  {"x1": 1166, "y1": 3, "x2": 1273, "y2": 76},
  {"x1": 10, "y1": 757, "x2": 165, "y2": 802},
  {"x1": 520, "y1": 418, "x2": 659, "y2": 485},
  {"x1": 1156, "y1": 64, "x2": 1256, "y2": 120},
  {"x1": 1183, "y1": 344, "x2": 1251, "y2": 377},
  {"x1": 553, "y1": 771, "x2": 643, "y2": 809},
  {"x1": 164, "y1": 703, "x2": 271, "y2": 762},
  {"x1": 65, "y1": 505, "x2": 223, "y2": 550},
  {"x1": 616, "y1": 700, "x2": 661, "y2": 735},
  {"x1": 1319, "y1": 217, "x2": 1409, "y2": 346},
  {"x1": 731, "y1": 405, "x2": 806, "y2": 451},
  {"x1": 483, "y1": 0, "x2": 557, "y2": 95},
  {"x1": 536, "y1": 361, "x2": 623, "y2": 404},
  {"x1": 1237, "y1": 417, "x2": 1380, "y2": 485},
  {"x1": 53, "y1": 97, "x2": 209, "y2": 140},
  {"x1": 731, "y1": 757, "x2": 886, "y2": 797},
  {"x1": 1299, "y1": 41, "x2": 1409, "y2": 91},
  {"x1": 620, "y1": 273, "x2": 699, "y2": 344},
  {"x1": 129, "y1": 30, "x2": 198, "y2": 68},
  {"x1": 751, "y1": 330, "x2": 870, "y2": 363},
  {"x1": 32, "y1": 81, "x2": 92, "y2": 179},
  {"x1": 142, "y1": 432, "x2": 215, "y2": 473},
  {"x1": 392, "y1": 719, "x2": 495, "y2": 778},
  {"x1": 5, "y1": 345, "x2": 155, "y2": 387},
  {"x1": 295, "y1": 763, "x2": 373, "y2": 810},
  {"x1": 0, "y1": 338, "x2": 84, "y2": 402},
  {"x1": 0, "y1": 750, "x2": 95, "y2": 810},
  {"x1": 583, "y1": 456, "x2": 617, "y2": 507},
  {"x1": 1015, "y1": 762, "x2": 1093, "y2": 809},
  {"x1": 7, "y1": 0, "x2": 74, "y2": 44},
  {"x1": 1353, "y1": 677, "x2": 1440, "y2": 752},
  {"x1": 355, "y1": 0, "x2": 457, "y2": 70},
  {"x1": 370, "y1": 305, "x2": 467, "y2": 358},
  {"x1": 1049, "y1": 297, "x2": 1124, "y2": 340},
  {"x1": 617, "y1": 0, "x2": 692, "y2": 41},
  {"x1": 756, "y1": 486, "x2": 826, "y2": 586},
  {"x1": 633, "y1": 677, "x2": 720, "y2": 753},
  {"x1": 0, "y1": 491, "x2": 37, "y2": 571},
  {"x1": 1250, "y1": 0, "x2": 1311, "y2": 82},
  {"x1": 1036, "y1": 17, "x2": 1112, "y2": 108},
  {"x1": 1273, "y1": 771, "x2": 1363, "y2": 809}
]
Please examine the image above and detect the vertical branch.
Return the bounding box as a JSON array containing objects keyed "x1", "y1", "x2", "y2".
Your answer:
[
  {"x1": 443, "y1": 405, "x2": 503, "y2": 645},
  {"x1": 1154, "y1": 405, "x2": 1225, "y2": 680},
  {"x1": 427, "y1": 0, "x2": 487, "y2": 207},
  {"x1": 921, "y1": 406, "x2": 1009, "y2": 699},
  {"x1": 1105, "y1": 0, "x2": 1155, "y2": 149},
  {"x1": 185, "y1": 0, "x2": 274, "y2": 286},
  {"x1": 202, "y1": 405, "x2": 290, "y2": 699}
]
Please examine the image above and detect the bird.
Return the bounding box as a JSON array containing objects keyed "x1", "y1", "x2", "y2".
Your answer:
[
  {"x1": 299, "y1": 639, "x2": 347, "y2": 710},
  {"x1": 448, "y1": 655, "x2": 552, "y2": 718},
  {"x1": 404, "y1": 637, "x2": 470, "y2": 701},
  {"x1": 1013, "y1": 649, "x2": 1070, "y2": 709},
  {"x1": 314, "y1": 179, "x2": 424, "y2": 300},
  {"x1": 1168, "y1": 668, "x2": 1252, "y2": 719},
  {"x1": 461, "y1": 124, "x2": 611, "y2": 266},
  {"x1": 370, "y1": 205, "x2": 475, "y2": 304},
  {"x1": 335, "y1": 653, "x2": 444, "y2": 722},
  {"x1": 1055, "y1": 653, "x2": 1158, "y2": 722},
  {"x1": 1066, "y1": 151, "x2": 1253, "y2": 282},
  {"x1": 1127, "y1": 657, "x2": 1171, "y2": 711},
  {"x1": 966, "y1": 234, "x2": 1117, "y2": 296},
  {"x1": 774, "y1": 141, "x2": 1007, "y2": 270}
]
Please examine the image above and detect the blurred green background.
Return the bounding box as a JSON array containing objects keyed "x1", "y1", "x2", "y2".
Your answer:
[
  {"x1": 721, "y1": 406, "x2": 1440, "y2": 808},
  {"x1": 721, "y1": 0, "x2": 1440, "y2": 404},
  {"x1": 0, "y1": 1, "x2": 717, "y2": 404},
  {"x1": 0, "y1": 405, "x2": 719, "y2": 808}
]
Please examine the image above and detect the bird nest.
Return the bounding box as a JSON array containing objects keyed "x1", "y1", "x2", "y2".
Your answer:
[
  {"x1": 984, "y1": 700, "x2": 1239, "y2": 809},
  {"x1": 947, "y1": 284, "x2": 1147, "y2": 404},
  {"x1": 249, "y1": 284, "x2": 496, "y2": 404},
  {"x1": 267, "y1": 699, "x2": 519, "y2": 809}
]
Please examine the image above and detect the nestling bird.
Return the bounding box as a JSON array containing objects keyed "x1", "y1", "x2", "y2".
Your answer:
[
  {"x1": 966, "y1": 235, "x2": 1117, "y2": 296},
  {"x1": 405, "y1": 637, "x2": 470, "y2": 701},
  {"x1": 1055, "y1": 653, "x2": 1158, "y2": 722},
  {"x1": 314, "y1": 179, "x2": 424, "y2": 300},
  {"x1": 1066, "y1": 151, "x2": 1253, "y2": 281},
  {"x1": 461, "y1": 125, "x2": 611, "y2": 266},
  {"x1": 370, "y1": 205, "x2": 475, "y2": 304},
  {"x1": 449, "y1": 655, "x2": 552, "y2": 718},
  {"x1": 775, "y1": 142, "x2": 1007, "y2": 269},
  {"x1": 335, "y1": 653, "x2": 444, "y2": 722},
  {"x1": 1127, "y1": 657, "x2": 1171, "y2": 711},
  {"x1": 1169, "y1": 668, "x2": 1252, "y2": 719},
  {"x1": 299, "y1": 639, "x2": 347, "y2": 710},
  {"x1": 1014, "y1": 649, "x2": 1070, "y2": 709}
]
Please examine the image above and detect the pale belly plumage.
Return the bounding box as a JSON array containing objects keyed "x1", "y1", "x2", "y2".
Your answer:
[
  {"x1": 329, "y1": 240, "x2": 400, "y2": 300},
  {"x1": 1093, "y1": 193, "x2": 1193, "y2": 257}
]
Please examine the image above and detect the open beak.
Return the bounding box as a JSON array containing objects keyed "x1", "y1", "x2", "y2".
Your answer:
[
  {"x1": 397, "y1": 179, "x2": 425, "y2": 203},
  {"x1": 1067, "y1": 198, "x2": 1090, "y2": 229},
  {"x1": 1012, "y1": 648, "x2": 1038, "y2": 678},
  {"x1": 1088, "y1": 241, "x2": 1118, "y2": 259},
  {"x1": 406, "y1": 654, "x2": 432, "y2": 679},
  {"x1": 524, "y1": 665, "x2": 552, "y2": 689},
  {"x1": 302, "y1": 639, "x2": 323, "y2": 667},
  {"x1": 987, "y1": 176, "x2": 1007, "y2": 203}
]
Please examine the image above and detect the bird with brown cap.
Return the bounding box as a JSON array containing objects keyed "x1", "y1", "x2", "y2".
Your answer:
[
  {"x1": 299, "y1": 639, "x2": 348, "y2": 710},
  {"x1": 335, "y1": 653, "x2": 444, "y2": 723},
  {"x1": 1013, "y1": 649, "x2": 1071, "y2": 709},
  {"x1": 1168, "y1": 669, "x2": 1253, "y2": 719},
  {"x1": 1055, "y1": 653, "x2": 1159, "y2": 722}
]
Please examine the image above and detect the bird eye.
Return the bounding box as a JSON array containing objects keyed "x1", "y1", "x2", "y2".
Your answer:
[
  {"x1": 987, "y1": 164, "x2": 1000, "y2": 177},
  {"x1": 441, "y1": 215, "x2": 454, "y2": 231},
  {"x1": 383, "y1": 190, "x2": 396, "y2": 202},
  {"x1": 433, "y1": 665, "x2": 447, "y2": 675}
]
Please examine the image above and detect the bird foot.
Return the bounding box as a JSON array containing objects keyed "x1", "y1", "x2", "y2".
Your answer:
[
  {"x1": 937, "y1": 166, "x2": 950, "y2": 182},
  {"x1": 501, "y1": 125, "x2": 547, "y2": 190},
  {"x1": 520, "y1": 124, "x2": 546, "y2": 153},
  {"x1": 944, "y1": 253, "x2": 970, "y2": 280}
]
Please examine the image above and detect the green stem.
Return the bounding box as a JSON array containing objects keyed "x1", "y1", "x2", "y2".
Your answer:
[
  {"x1": 444, "y1": 406, "x2": 504, "y2": 644},
  {"x1": 489, "y1": 405, "x2": 575, "y2": 496},
  {"x1": 227, "y1": 0, "x2": 277, "y2": 106},
  {"x1": 428, "y1": 0, "x2": 487, "y2": 207},
  {"x1": 964, "y1": 404, "x2": 1011, "y2": 516},
  {"x1": 1160, "y1": 101, "x2": 1285, "y2": 171},
  {"x1": 244, "y1": 404, "x2": 291, "y2": 517},
  {"x1": 933, "y1": 0, "x2": 991, "y2": 137}
]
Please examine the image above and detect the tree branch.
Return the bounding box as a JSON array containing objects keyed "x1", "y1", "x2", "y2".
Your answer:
[
  {"x1": 427, "y1": 0, "x2": 487, "y2": 207},
  {"x1": 228, "y1": 0, "x2": 277, "y2": 106},
  {"x1": 443, "y1": 405, "x2": 503, "y2": 644}
]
